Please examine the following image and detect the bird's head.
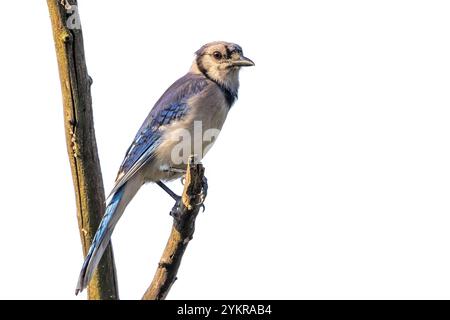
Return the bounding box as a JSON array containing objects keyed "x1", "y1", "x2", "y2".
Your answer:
[{"x1": 193, "y1": 41, "x2": 254, "y2": 96}]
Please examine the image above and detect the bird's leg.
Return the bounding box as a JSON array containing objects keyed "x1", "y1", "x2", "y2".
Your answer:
[
  {"x1": 157, "y1": 181, "x2": 184, "y2": 219},
  {"x1": 167, "y1": 167, "x2": 186, "y2": 174},
  {"x1": 158, "y1": 166, "x2": 208, "y2": 215},
  {"x1": 161, "y1": 166, "x2": 187, "y2": 185},
  {"x1": 156, "y1": 181, "x2": 180, "y2": 201}
]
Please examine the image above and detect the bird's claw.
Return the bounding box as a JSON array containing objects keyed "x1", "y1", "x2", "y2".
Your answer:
[
  {"x1": 169, "y1": 196, "x2": 182, "y2": 220},
  {"x1": 195, "y1": 175, "x2": 208, "y2": 211},
  {"x1": 201, "y1": 175, "x2": 208, "y2": 198},
  {"x1": 171, "y1": 175, "x2": 208, "y2": 215}
]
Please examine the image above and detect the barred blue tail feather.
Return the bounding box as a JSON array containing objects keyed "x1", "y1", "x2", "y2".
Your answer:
[{"x1": 75, "y1": 185, "x2": 126, "y2": 295}]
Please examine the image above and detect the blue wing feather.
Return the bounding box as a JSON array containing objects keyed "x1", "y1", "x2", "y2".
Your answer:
[{"x1": 108, "y1": 73, "x2": 210, "y2": 196}]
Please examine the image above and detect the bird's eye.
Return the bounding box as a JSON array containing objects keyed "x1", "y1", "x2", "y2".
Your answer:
[{"x1": 212, "y1": 51, "x2": 222, "y2": 60}]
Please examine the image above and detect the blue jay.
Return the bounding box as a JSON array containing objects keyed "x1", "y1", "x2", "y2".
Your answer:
[{"x1": 75, "y1": 41, "x2": 254, "y2": 294}]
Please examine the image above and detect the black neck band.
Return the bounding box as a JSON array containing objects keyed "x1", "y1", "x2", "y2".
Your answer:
[{"x1": 196, "y1": 57, "x2": 237, "y2": 106}]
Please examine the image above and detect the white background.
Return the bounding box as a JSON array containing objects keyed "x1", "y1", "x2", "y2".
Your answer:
[{"x1": 0, "y1": 1, "x2": 449, "y2": 299}]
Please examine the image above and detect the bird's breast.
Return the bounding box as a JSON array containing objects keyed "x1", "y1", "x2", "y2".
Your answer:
[{"x1": 147, "y1": 84, "x2": 230, "y2": 181}]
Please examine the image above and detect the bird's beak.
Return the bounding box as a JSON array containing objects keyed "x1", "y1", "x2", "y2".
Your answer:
[{"x1": 232, "y1": 56, "x2": 255, "y2": 67}]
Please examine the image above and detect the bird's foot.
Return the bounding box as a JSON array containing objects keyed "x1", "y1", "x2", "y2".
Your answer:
[
  {"x1": 196, "y1": 175, "x2": 208, "y2": 212},
  {"x1": 169, "y1": 195, "x2": 183, "y2": 220},
  {"x1": 171, "y1": 175, "x2": 208, "y2": 215}
]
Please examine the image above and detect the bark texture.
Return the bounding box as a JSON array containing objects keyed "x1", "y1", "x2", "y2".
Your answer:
[
  {"x1": 143, "y1": 157, "x2": 206, "y2": 300},
  {"x1": 47, "y1": 0, "x2": 118, "y2": 300}
]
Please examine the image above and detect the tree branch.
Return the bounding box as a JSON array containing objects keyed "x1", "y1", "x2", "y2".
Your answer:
[
  {"x1": 47, "y1": 0, "x2": 118, "y2": 300},
  {"x1": 142, "y1": 157, "x2": 207, "y2": 300}
]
